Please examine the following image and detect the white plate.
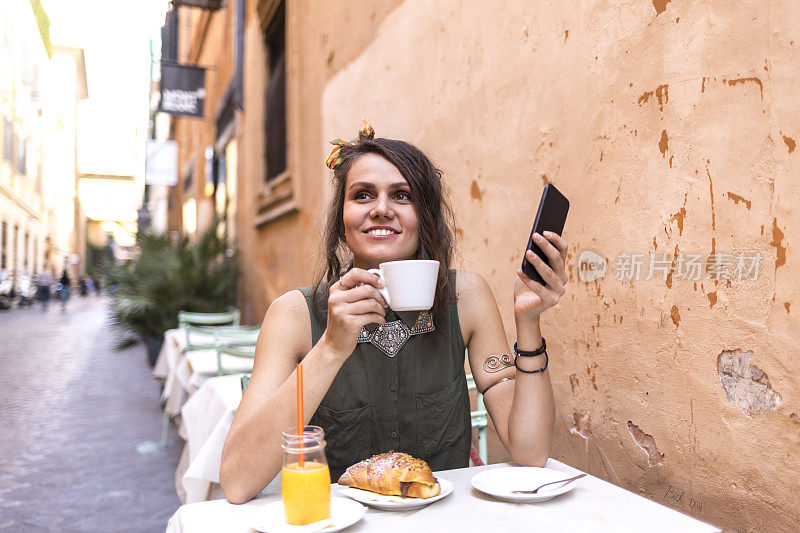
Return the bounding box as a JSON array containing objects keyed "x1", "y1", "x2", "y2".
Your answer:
[
  {"x1": 250, "y1": 496, "x2": 366, "y2": 533},
  {"x1": 339, "y1": 477, "x2": 453, "y2": 510},
  {"x1": 471, "y1": 467, "x2": 582, "y2": 503}
]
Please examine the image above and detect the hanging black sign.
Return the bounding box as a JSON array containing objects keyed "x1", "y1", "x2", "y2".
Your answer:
[
  {"x1": 171, "y1": 0, "x2": 225, "y2": 10},
  {"x1": 159, "y1": 63, "x2": 207, "y2": 118}
]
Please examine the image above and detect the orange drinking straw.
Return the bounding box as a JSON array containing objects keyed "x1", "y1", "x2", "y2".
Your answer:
[{"x1": 296, "y1": 363, "x2": 304, "y2": 467}]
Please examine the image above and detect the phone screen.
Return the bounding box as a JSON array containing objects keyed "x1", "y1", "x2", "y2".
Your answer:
[{"x1": 521, "y1": 184, "x2": 570, "y2": 285}]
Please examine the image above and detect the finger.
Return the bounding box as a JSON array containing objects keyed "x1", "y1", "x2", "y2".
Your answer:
[
  {"x1": 532, "y1": 233, "x2": 565, "y2": 277},
  {"x1": 342, "y1": 299, "x2": 387, "y2": 317},
  {"x1": 526, "y1": 249, "x2": 563, "y2": 294},
  {"x1": 517, "y1": 270, "x2": 559, "y2": 309},
  {"x1": 516, "y1": 269, "x2": 548, "y2": 302},
  {"x1": 343, "y1": 268, "x2": 384, "y2": 289},
  {"x1": 544, "y1": 231, "x2": 568, "y2": 272},
  {"x1": 543, "y1": 231, "x2": 568, "y2": 257},
  {"x1": 338, "y1": 284, "x2": 388, "y2": 308}
]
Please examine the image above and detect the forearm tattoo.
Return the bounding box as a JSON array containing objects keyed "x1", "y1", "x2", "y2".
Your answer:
[{"x1": 483, "y1": 354, "x2": 513, "y2": 373}]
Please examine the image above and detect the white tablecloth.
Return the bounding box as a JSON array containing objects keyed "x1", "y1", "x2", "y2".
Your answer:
[
  {"x1": 154, "y1": 329, "x2": 253, "y2": 417},
  {"x1": 180, "y1": 374, "x2": 244, "y2": 503},
  {"x1": 166, "y1": 460, "x2": 720, "y2": 533}
]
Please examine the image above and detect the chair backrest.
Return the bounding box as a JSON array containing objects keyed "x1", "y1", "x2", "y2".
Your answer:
[
  {"x1": 216, "y1": 343, "x2": 256, "y2": 376},
  {"x1": 178, "y1": 309, "x2": 241, "y2": 328},
  {"x1": 212, "y1": 326, "x2": 260, "y2": 346},
  {"x1": 240, "y1": 374, "x2": 251, "y2": 394},
  {"x1": 179, "y1": 309, "x2": 242, "y2": 350}
]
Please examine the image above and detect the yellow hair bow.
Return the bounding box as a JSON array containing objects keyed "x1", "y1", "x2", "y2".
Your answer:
[{"x1": 325, "y1": 120, "x2": 375, "y2": 169}]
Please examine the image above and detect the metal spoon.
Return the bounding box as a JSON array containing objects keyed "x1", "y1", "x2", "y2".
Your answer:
[{"x1": 511, "y1": 473, "x2": 587, "y2": 494}]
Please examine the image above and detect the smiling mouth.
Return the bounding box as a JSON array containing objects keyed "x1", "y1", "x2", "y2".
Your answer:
[{"x1": 365, "y1": 228, "x2": 399, "y2": 236}]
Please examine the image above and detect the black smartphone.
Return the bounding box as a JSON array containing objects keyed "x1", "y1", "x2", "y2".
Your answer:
[{"x1": 521, "y1": 184, "x2": 570, "y2": 285}]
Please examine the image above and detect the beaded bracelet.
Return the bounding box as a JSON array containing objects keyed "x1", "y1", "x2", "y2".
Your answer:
[
  {"x1": 514, "y1": 337, "x2": 546, "y2": 357},
  {"x1": 514, "y1": 337, "x2": 548, "y2": 374}
]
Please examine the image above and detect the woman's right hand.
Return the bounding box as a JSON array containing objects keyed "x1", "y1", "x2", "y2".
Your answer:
[{"x1": 322, "y1": 268, "x2": 388, "y2": 358}]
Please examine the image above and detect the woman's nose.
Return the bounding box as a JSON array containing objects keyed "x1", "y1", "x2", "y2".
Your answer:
[{"x1": 370, "y1": 194, "x2": 394, "y2": 218}]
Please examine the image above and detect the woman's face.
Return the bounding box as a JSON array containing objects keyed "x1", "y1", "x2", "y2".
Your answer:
[{"x1": 343, "y1": 153, "x2": 420, "y2": 270}]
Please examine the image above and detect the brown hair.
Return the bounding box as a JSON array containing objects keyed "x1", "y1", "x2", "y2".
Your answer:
[{"x1": 313, "y1": 138, "x2": 456, "y2": 323}]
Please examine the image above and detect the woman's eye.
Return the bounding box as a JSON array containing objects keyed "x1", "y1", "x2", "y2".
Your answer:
[
  {"x1": 353, "y1": 191, "x2": 371, "y2": 200},
  {"x1": 395, "y1": 191, "x2": 411, "y2": 201}
]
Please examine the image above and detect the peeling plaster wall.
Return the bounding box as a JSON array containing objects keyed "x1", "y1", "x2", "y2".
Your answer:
[{"x1": 317, "y1": 1, "x2": 800, "y2": 530}]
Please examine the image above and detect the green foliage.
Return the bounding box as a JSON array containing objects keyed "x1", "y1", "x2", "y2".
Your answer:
[
  {"x1": 86, "y1": 241, "x2": 113, "y2": 279},
  {"x1": 106, "y1": 224, "x2": 239, "y2": 351}
]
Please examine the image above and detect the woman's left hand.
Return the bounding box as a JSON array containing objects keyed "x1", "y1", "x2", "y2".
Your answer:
[{"x1": 514, "y1": 231, "x2": 569, "y2": 322}]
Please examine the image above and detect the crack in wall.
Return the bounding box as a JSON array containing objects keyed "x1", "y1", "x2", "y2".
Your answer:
[
  {"x1": 627, "y1": 421, "x2": 664, "y2": 467},
  {"x1": 570, "y1": 411, "x2": 592, "y2": 439},
  {"x1": 718, "y1": 349, "x2": 782, "y2": 417}
]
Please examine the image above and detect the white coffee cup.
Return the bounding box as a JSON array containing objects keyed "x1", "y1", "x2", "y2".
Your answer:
[{"x1": 368, "y1": 260, "x2": 440, "y2": 311}]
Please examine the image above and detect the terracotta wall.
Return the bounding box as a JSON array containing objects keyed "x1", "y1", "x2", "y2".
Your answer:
[{"x1": 176, "y1": 1, "x2": 800, "y2": 530}]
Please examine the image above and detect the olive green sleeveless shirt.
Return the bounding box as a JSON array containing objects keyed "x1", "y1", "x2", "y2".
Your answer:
[{"x1": 299, "y1": 271, "x2": 471, "y2": 480}]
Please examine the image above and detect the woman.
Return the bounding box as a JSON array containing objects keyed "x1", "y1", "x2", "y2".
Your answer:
[
  {"x1": 220, "y1": 124, "x2": 568, "y2": 504},
  {"x1": 58, "y1": 270, "x2": 71, "y2": 312},
  {"x1": 36, "y1": 267, "x2": 53, "y2": 311}
]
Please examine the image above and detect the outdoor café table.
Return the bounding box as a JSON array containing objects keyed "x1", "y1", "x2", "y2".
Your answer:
[
  {"x1": 154, "y1": 328, "x2": 207, "y2": 418},
  {"x1": 178, "y1": 374, "x2": 244, "y2": 504},
  {"x1": 154, "y1": 328, "x2": 253, "y2": 418},
  {"x1": 165, "y1": 460, "x2": 720, "y2": 533}
]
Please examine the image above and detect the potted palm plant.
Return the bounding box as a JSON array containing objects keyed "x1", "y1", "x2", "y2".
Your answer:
[{"x1": 106, "y1": 223, "x2": 239, "y2": 366}]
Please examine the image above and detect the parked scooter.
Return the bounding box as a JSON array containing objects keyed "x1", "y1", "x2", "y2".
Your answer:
[
  {"x1": 0, "y1": 271, "x2": 14, "y2": 310},
  {"x1": 16, "y1": 274, "x2": 36, "y2": 307}
]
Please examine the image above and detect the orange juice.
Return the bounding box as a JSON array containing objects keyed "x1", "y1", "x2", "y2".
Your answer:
[{"x1": 282, "y1": 461, "x2": 331, "y2": 525}]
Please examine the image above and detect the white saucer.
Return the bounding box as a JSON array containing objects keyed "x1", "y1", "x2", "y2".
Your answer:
[
  {"x1": 471, "y1": 467, "x2": 581, "y2": 503},
  {"x1": 250, "y1": 496, "x2": 366, "y2": 533},
  {"x1": 339, "y1": 477, "x2": 453, "y2": 510}
]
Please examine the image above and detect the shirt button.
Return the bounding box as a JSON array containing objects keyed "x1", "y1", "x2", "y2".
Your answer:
[
  {"x1": 390, "y1": 430, "x2": 398, "y2": 439},
  {"x1": 389, "y1": 383, "x2": 397, "y2": 392}
]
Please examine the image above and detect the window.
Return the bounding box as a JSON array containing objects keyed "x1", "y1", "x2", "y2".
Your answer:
[
  {"x1": 1, "y1": 221, "x2": 6, "y2": 270},
  {"x1": 13, "y1": 225, "x2": 18, "y2": 273},
  {"x1": 23, "y1": 232, "x2": 29, "y2": 270},
  {"x1": 17, "y1": 137, "x2": 26, "y2": 175},
  {"x1": 3, "y1": 118, "x2": 12, "y2": 163},
  {"x1": 264, "y1": 1, "x2": 286, "y2": 182}
]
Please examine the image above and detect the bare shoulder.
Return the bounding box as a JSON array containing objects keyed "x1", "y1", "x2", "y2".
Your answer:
[
  {"x1": 455, "y1": 270, "x2": 501, "y2": 345},
  {"x1": 267, "y1": 288, "x2": 308, "y2": 316},
  {"x1": 455, "y1": 270, "x2": 495, "y2": 304},
  {"x1": 260, "y1": 288, "x2": 313, "y2": 355}
]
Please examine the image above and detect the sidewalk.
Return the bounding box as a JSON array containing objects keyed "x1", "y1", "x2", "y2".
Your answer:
[{"x1": 0, "y1": 296, "x2": 182, "y2": 532}]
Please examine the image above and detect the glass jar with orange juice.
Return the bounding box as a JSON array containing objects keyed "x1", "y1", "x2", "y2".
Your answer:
[{"x1": 281, "y1": 426, "x2": 331, "y2": 525}]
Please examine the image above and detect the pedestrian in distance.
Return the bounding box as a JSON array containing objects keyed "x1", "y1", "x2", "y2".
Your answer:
[
  {"x1": 58, "y1": 270, "x2": 71, "y2": 312},
  {"x1": 37, "y1": 267, "x2": 53, "y2": 312}
]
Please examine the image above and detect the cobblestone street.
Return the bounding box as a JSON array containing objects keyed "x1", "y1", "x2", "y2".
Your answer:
[{"x1": 0, "y1": 296, "x2": 182, "y2": 532}]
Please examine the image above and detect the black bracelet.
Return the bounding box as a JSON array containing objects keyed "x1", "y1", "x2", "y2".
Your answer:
[
  {"x1": 515, "y1": 351, "x2": 548, "y2": 374},
  {"x1": 514, "y1": 337, "x2": 546, "y2": 357}
]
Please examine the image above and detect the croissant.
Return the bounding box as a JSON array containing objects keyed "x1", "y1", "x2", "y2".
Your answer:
[{"x1": 337, "y1": 451, "x2": 441, "y2": 498}]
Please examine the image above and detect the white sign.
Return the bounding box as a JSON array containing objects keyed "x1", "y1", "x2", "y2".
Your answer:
[
  {"x1": 578, "y1": 249, "x2": 607, "y2": 282},
  {"x1": 145, "y1": 140, "x2": 178, "y2": 186}
]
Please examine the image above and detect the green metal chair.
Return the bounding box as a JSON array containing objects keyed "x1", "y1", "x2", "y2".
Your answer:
[
  {"x1": 178, "y1": 309, "x2": 241, "y2": 350},
  {"x1": 162, "y1": 310, "x2": 244, "y2": 447},
  {"x1": 216, "y1": 343, "x2": 256, "y2": 376},
  {"x1": 467, "y1": 374, "x2": 488, "y2": 465},
  {"x1": 240, "y1": 374, "x2": 251, "y2": 394}
]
